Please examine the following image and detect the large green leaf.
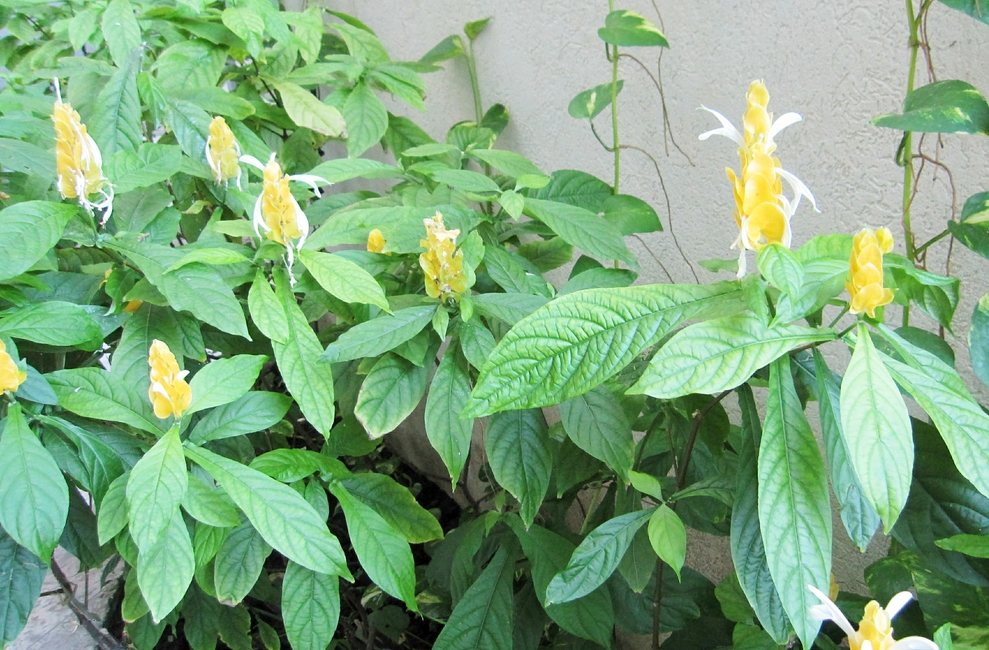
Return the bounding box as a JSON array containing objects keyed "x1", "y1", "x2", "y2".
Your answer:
[
  {"x1": 321, "y1": 305, "x2": 435, "y2": 362},
  {"x1": 485, "y1": 410, "x2": 553, "y2": 527},
  {"x1": 298, "y1": 250, "x2": 389, "y2": 311},
  {"x1": 164, "y1": 98, "x2": 212, "y2": 163},
  {"x1": 90, "y1": 51, "x2": 142, "y2": 157},
  {"x1": 433, "y1": 542, "x2": 516, "y2": 650},
  {"x1": 730, "y1": 386, "x2": 790, "y2": 643},
  {"x1": 0, "y1": 404, "x2": 68, "y2": 562},
  {"x1": 545, "y1": 509, "x2": 652, "y2": 605},
  {"x1": 809, "y1": 350, "x2": 880, "y2": 551},
  {"x1": 873, "y1": 80, "x2": 989, "y2": 135},
  {"x1": 470, "y1": 293, "x2": 548, "y2": 325},
  {"x1": 126, "y1": 426, "x2": 187, "y2": 553},
  {"x1": 329, "y1": 484, "x2": 417, "y2": 610},
  {"x1": 524, "y1": 198, "x2": 635, "y2": 266},
  {"x1": 466, "y1": 281, "x2": 750, "y2": 416},
  {"x1": 98, "y1": 473, "x2": 130, "y2": 545},
  {"x1": 0, "y1": 301, "x2": 101, "y2": 347},
  {"x1": 0, "y1": 202, "x2": 77, "y2": 282},
  {"x1": 47, "y1": 368, "x2": 163, "y2": 434},
  {"x1": 341, "y1": 81, "x2": 388, "y2": 157},
  {"x1": 886, "y1": 254, "x2": 959, "y2": 330},
  {"x1": 100, "y1": 0, "x2": 141, "y2": 68},
  {"x1": 839, "y1": 325, "x2": 913, "y2": 532},
  {"x1": 154, "y1": 41, "x2": 225, "y2": 92},
  {"x1": 648, "y1": 505, "x2": 686, "y2": 580},
  {"x1": 527, "y1": 169, "x2": 612, "y2": 210},
  {"x1": 272, "y1": 270, "x2": 336, "y2": 436},
  {"x1": 183, "y1": 444, "x2": 351, "y2": 578},
  {"x1": 137, "y1": 513, "x2": 194, "y2": 622},
  {"x1": 631, "y1": 314, "x2": 833, "y2": 398},
  {"x1": 559, "y1": 385, "x2": 634, "y2": 479},
  {"x1": 0, "y1": 524, "x2": 46, "y2": 647},
  {"x1": 186, "y1": 355, "x2": 266, "y2": 415},
  {"x1": 938, "y1": 0, "x2": 989, "y2": 24},
  {"x1": 159, "y1": 263, "x2": 250, "y2": 339},
  {"x1": 42, "y1": 416, "x2": 139, "y2": 508},
  {"x1": 602, "y1": 193, "x2": 662, "y2": 236},
  {"x1": 338, "y1": 473, "x2": 443, "y2": 544},
  {"x1": 469, "y1": 149, "x2": 549, "y2": 185},
  {"x1": 757, "y1": 244, "x2": 803, "y2": 300},
  {"x1": 354, "y1": 352, "x2": 430, "y2": 438},
  {"x1": 597, "y1": 10, "x2": 669, "y2": 47},
  {"x1": 187, "y1": 391, "x2": 293, "y2": 444},
  {"x1": 276, "y1": 81, "x2": 346, "y2": 137},
  {"x1": 0, "y1": 139, "x2": 56, "y2": 181},
  {"x1": 104, "y1": 144, "x2": 184, "y2": 194},
  {"x1": 282, "y1": 561, "x2": 340, "y2": 650},
  {"x1": 181, "y1": 477, "x2": 240, "y2": 528},
  {"x1": 305, "y1": 158, "x2": 404, "y2": 183},
  {"x1": 213, "y1": 521, "x2": 271, "y2": 606},
  {"x1": 424, "y1": 349, "x2": 474, "y2": 485},
  {"x1": 248, "y1": 270, "x2": 289, "y2": 343},
  {"x1": 758, "y1": 358, "x2": 831, "y2": 649}
]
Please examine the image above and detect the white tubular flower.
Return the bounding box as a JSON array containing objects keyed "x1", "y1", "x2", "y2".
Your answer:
[{"x1": 808, "y1": 585, "x2": 939, "y2": 650}]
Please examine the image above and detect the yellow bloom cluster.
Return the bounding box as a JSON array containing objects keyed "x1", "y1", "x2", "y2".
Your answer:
[
  {"x1": 0, "y1": 341, "x2": 27, "y2": 393},
  {"x1": 367, "y1": 229, "x2": 386, "y2": 253},
  {"x1": 419, "y1": 213, "x2": 467, "y2": 302},
  {"x1": 148, "y1": 340, "x2": 191, "y2": 420},
  {"x1": 205, "y1": 116, "x2": 241, "y2": 188},
  {"x1": 52, "y1": 78, "x2": 113, "y2": 221},
  {"x1": 700, "y1": 80, "x2": 816, "y2": 276},
  {"x1": 847, "y1": 227, "x2": 894, "y2": 318}
]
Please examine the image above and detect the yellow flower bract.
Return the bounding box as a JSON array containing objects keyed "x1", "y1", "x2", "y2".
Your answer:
[
  {"x1": 367, "y1": 229, "x2": 387, "y2": 253},
  {"x1": 0, "y1": 341, "x2": 27, "y2": 393},
  {"x1": 148, "y1": 339, "x2": 191, "y2": 420},
  {"x1": 53, "y1": 81, "x2": 112, "y2": 219},
  {"x1": 206, "y1": 116, "x2": 241, "y2": 187},
  {"x1": 847, "y1": 227, "x2": 894, "y2": 318},
  {"x1": 260, "y1": 157, "x2": 304, "y2": 246},
  {"x1": 419, "y1": 213, "x2": 467, "y2": 302}
]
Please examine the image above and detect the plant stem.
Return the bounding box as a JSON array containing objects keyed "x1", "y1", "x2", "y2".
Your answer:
[
  {"x1": 901, "y1": 0, "x2": 924, "y2": 325},
  {"x1": 915, "y1": 227, "x2": 950, "y2": 255},
  {"x1": 610, "y1": 43, "x2": 620, "y2": 193},
  {"x1": 466, "y1": 40, "x2": 483, "y2": 124}
]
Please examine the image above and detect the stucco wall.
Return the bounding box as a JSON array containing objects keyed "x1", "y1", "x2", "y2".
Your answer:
[{"x1": 327, "y1": 0, "x2": 989, "y2": 642}]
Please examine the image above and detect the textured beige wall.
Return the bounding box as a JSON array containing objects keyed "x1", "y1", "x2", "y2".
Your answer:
[{"x1": 327, "y1": 0, "x2": 989, "y2": 640}]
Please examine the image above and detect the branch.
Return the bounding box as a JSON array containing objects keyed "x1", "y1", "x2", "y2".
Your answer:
[{"x1": 49, "y1": 559, "x2": 129, "y2": 650}]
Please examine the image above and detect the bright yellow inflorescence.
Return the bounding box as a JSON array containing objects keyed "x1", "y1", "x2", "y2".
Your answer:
[
  {"x1": 847, "y1": 227, "x2": 894, "y2": 318},
  {"x1": 0, "y1": 341, "x2": 27, "y2": 393},
  {"x1": 849, "y1": 601, "x2": 898, "y2": 650},
  {"x1": 148, "y1": 340, "x2": 191, "y2": 420},
  {"x1": 52, "y1": 79, "x2": 112, "y2": 219},
  {"x1": 419, "y1": 213, "x2": 467, "y2": 302},
  {"x1": 259, "y1": 156, "x2": 304, "y2": 246},
  {"x1": 367, "y1": 229, "x2": 386, "y2": 253},
  {"x1": 206, "y1": 116, "x2": 242, "y2": 187}
]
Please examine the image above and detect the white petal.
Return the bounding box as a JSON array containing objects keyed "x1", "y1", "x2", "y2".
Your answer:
[
  {"x1": 736, "y1": 249, "x2": 746, "y2": 278},
  {"x1": 767, "y1": 112, "x2": 803, "y2": 144},
  {"x1": 252, "y1": 196, "x2": 267, "y2": 237},
  {"x1": 885, "y1": 591, "x2": 914, "y2": 619},
  {"x1": 807, "y1": 585, "x2": 857, "y2": 638},
  {"x1": 862, "y1": 641, "x2": 873, "y2": 650},
  {"x1": 289, "y1": 173, "x2": 329, "y2": 197},
  {"x1": 239, "y1": 154, "x2": 266, "y2": 171},
  {"x1": 151, "y1": 383, "x2": 169, "y2": 397},
  {"x1": 176, "y1": 370, "x2": 190, "y2": 380},
  {"x1": 293, "y1": 200, "x2": 309, "y2": 248},
  {"x1": 777, "y1": 167, "x2": 819, "y2": 212},
  {"x1": 698, "y1": 106, "x2": 744, "y2": 146},
  {"x1": 889, "y1": 637, "x2": 939, "y2": 650}
]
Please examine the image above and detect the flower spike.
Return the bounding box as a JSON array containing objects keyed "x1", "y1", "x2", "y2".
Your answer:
[
  {"x1": 52, "y1": 78, "x2": 114, "y2": 223},
  {"x1": 808, "y1": 585, "x2": 938, "y2": 650},
  {"x1": 205, "y1": 116, "x2": 242, "y2": 189}
]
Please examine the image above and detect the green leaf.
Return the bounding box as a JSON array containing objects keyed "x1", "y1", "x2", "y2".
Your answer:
[
  {"x1": 338, "y1": 473, "x2": 443, "y2": 544},
  {"x1": 431, "y1": 168, "x2": 502, "y2": 193},
  {"x1": 470, "y1": 293, "x2": 548, "y2": 325},
  {"x1": 0, "y1": 301, "x2": 101, "y2": 347},
  {"x1": 282, "y1": 561, "x2": 340, "y2": 650},
  {"x1": 155, "y1": 41, "x2": 226, "y2": 93},
  {"x1": 159, "y1": 263, "x2": 251, "y2": 339},
  {"x1": 469, "y1": 149, "x2": 549, "y2": 185},
  {"x1": 424, "y1": 350, "x2": 475, "y2": 485},
  {"x1": 809, "y1": 350, "x2": 880, "y2": 551},
  {"x1": 47, "y1": 368, "x2": 163, "y2": 435},
  {"x1": 329, "y1": 484, "x2": 417, "y2": 610},
  {"x1": 938, "y1": 0, "x2": 989, "y2": 25},
  {"x1": 757, "y1": 244, "x2": 803, "y2": 299},
  {"x1": 222, "y1": 7, "x2": 265, "y2": 57},
  {"x1": 648, "y1": 505, "x2": 686, "y2": 580},
  {"x1": 602, "y1": 193, "x2": 662, "y2": 235},
  {"x1": 886, "y1": 254, "x2": 959, "y2": 330},
  {"x1": 839, "y1": 324, "x2": 913, "y2": 532},
  {"x1": 186, "y1": 355, "x2": 266, "y2": 416},
  {"x1": 419, "y1": 34, "x2": 465, "y2": 66},
  {"x1": 164, "y1": 98, "x2": 212, "y2": 162},
  {"x1": 433, "y1": 542, "x2": 515, "y2": 650},
  {"x1": 873, "y1": 79, "x2": 989, "y2": 134},
  {"x1": 355, "y1": 352, "x2": 430, "y2": 439},
  {"x1": 126, "y1": 426, "x2": 187, "y2": 552},
  {"x1": 759, "y1": 358, "x2": 831, "y2": 649},
  {"x1": 214, "y1": 521, "x2": 271, "y2": 606},
  {"x1": 971, "y1": 293, "x2": 989, "y2": 389},
  {"x1": 568, "y1": 80, "x2": 624, "y2": 120},
  {"x1": 111, "y1": 304, "x2": 203, "y2": 392},
  {"x1": 188, "y1": 392, "x2": 293, "y2": 444},
  {"x1": 630, "y1": 314, "x2": 833, "y2": 399},
  {"x1": 321, "y1": 305, "x2": 435, "y2": 363},
  {"x1": 182, "y1": 477, "x2": 240, "y2": 528},
  {"x1": 248, "y1": 270, "x2": 289, "y2": 343},
  {"x1": 560, "y1": 385, "x2": 634, "y2": 479},
  {"x1": 100, "y1": 0, "x2": 141, "y2": 68},
  {"x1": 524, "y1": 197, "x2": 635, "y2": 266},
  {"x1": 545, "y1": 509, "x2": 652, "y2": 605},
  {"x1": 0, "y1": 523, "x2": 46, "y2": 647},
  {"x1": 183, "y1": 444, "x2": 351, "y2": 578},
  {"x1": 467, "y1": 281, "x2": 750, "y2": 415},
  {"x1": 598, "y1": 10, "x2": 669, "y2": 47},
  {"x1": 98, "y1": 473, "x2": 130, "y2": 545},
  {"x1": 105, "y1": 144, "x2": 185, "y2": 194},
  {"x1": 464, "y1": 17, "x2": 491, "y2": 41},
  {"x1": 275, "y1": 81, "x2": 346, "y2": 138},
  {"x1": 936, "y1": 535, "x2": 989, "y2": 558},
  {"x1": 137, "y1": 513, "x2": 194, "y2": 622},
  {"x1": 0, "y1": 202, "x2": 77, "y2": 283},
  {"x1": 305, "y1": 158, "x2": 403, "y2": 183},
  {"x1": 298, "y1": 250, "x2": 389, "y2": 311},
  {"x1": 341, "y1": 81, "x2": 388, "y2": 157},
  {"x1": 485, "y1": 410, "x2": 553, "y2": 527},
  {"x1": 0, "y1": 404, "x2": 68, "y2": 562},
  {"x1": 90, "y1": 51, "x2": 142, "y2": 157},
  {"x1": 0, "y1": 139, "x2": 56, "y2": 180},
  {"x1": 948, "y1": 192, "x2": 989, "y2": 260},
  {"x1": 731, "y1": 385, "x2": 790, "y2": 643},
  {"x1": 272, "y1": 271, "x2": 336, "y2": 437}
]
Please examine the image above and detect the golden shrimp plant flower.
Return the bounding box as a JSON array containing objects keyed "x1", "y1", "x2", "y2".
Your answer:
[
  {"x1": 240, "y1": 153, "x2": 327, "y2": 280},
  {"x1": 205, "y1": 116, "x2": 242, "y2": 188},
  {"x1": 367, "y1": 229, "x2": 387, "y2": 253},
  {"x1": 52, "y1": 78, "x2": 113, "y2": 222},
  {"x1": 419, "y1": 213, "x2": 467, "y2": 302},
  {"x1": 0, "y1": 340, "x2": 27, "y2": 393},
  {"x1": 148, "y1": 340, "x2": 191, "y2": 420},
  {"x1": 847, "y1": 227, "x2": 895, "y2": 318},
  {"x1": 808, "y1": 585, "x2": 938, "y2": 650},
  {"x1": 699, "y1": 80, "x2": 817, "y2": 276}
]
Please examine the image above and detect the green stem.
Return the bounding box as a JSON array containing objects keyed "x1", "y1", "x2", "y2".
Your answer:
[
  {"x1": 914, "y1": 228, "x2": 950, "y2": 255},
  {"x1": 610, "y1": 44, "x2": 620, "y2": 194},
  {"x1": 466, "y1": 40, "x2": 483, "y2": 124},
  {"x1": 901, "y1": 0, "x2": 923, "y2": 326}
]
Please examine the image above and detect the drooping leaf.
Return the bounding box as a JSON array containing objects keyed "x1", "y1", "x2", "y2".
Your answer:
[
  {"x1": 159, "y1": 263, "x2": 250, "y2": 339},
  {"x1": 187, "y1": 392, "x2": 293, "y2": 444},
  {"x1": 338, "y1": 473, "x2": 443, "y2": 544},
  {"x1": 90, "y1": 50, "x2": 142, "y2": 157},
  {"x1": 524, "y1": 197, "x2": 635, "y2": 266},
  {"x1": 186, "y1": 355, "x2": 266, "y2": 415},
  {"x1": 137, "y1": 513, "x2": 194, "y2": 622},
  {"x1": 282, "y1": 561, "x2": 340, "y2": 650},
  {"x1": 275, "y1": 81, "x2": 346, "y2": 137},
  {"x1": 485, "y1": 410, "x2": 553, "y2": 527},
  {"x1": 648, "y1": 505, "x2": 686, "y2": 581},
  {"x1": 298, "y1": 250, "x2": 390, "y2": 311},
  {"x1": 602, "y1": 194, "x2": 662, "y2": 235},
  {"x1": 424, "y1": 350, "x2": 474, "y2": 485},
  {"x1": 0, "y1": 202, "x2": 77, "y2": 282},
  {"x1": 970, "y1": 293, "x2": 989, "y2": 390},
  {"x1": 48, "y1": 368, "x2": 162, "y2": 435},
  {"x1": 100, "y1": 0, "x2": 141, "y2": 68},
  {"x1": 354, "y1": 352, "x2": 430, "y2": 439},
  {"x1": 98, "y1": 473, "x2": 130, "y2": 545},
  {"x1": 0, "y1": 301, "x2": 102, "y2": 347},
  {"x1": 126, "y1": 426, "x2": 187, "y2": 553},
  {"x1": 758, "y1": 358, "x2": 831, "y2": 649},
  {"x1": 321, "y1": 305, "x2": 435, "y2": 363},
  {"x1": 0, "y1": 523, "x2": 47, "y2": 647},
  {"x1": 949, "y1": 192, "x2": 989, "y2": 260},
  {"x1": 213, "y1": 521, "x2": 271, "y2": 606},
  {"x1": 559, "y1": 385, "x2": 634, "y2": 479},
  {"x1": 873, "y1": 80, "x2": 989, "y2": 135}
]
